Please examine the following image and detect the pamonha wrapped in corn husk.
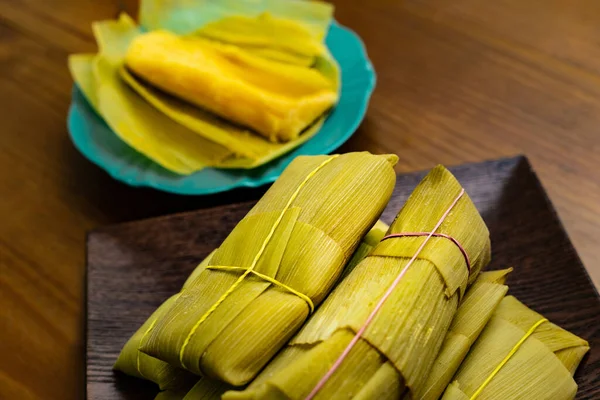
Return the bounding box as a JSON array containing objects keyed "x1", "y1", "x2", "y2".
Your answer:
[
  {"x1": 152, "y1": 221, "x2": 390, "y2": 400},
  {"x1": 414, "y1": 268, "x2": 511, "y2": 400},
  {"x1": 223, "y1": 165, "x2": 491, "y2": 399},
  {"x1": 140, "y1": 152, "x2": 397, "y2": 386},
  {"x1": 442, "y1": 296, "x2": 589, "y2": 400},
  {"x1": 69, "y1": 0, "x2": 339, "y2": 174}
]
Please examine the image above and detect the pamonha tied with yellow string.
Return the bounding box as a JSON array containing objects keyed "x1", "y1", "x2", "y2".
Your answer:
[
  {"x1": 442, "y1": 296, "x2": 589, "y2": 400},
  {"x1": 114, "y1": 222, "x2": 393, "y2": 397},
  {"x1": 138, "y1": 152, "x2": 398, "y2": 386}
]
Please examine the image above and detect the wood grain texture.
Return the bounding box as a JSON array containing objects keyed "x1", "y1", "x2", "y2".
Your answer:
[
  {"x1": 2, "y1": 0, "x2": 600, "y2": 398},
  {"x1": 86, "y1": 157, "x2": 600, "y2": 399}
]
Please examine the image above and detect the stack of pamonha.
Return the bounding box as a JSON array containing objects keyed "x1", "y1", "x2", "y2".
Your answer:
[
  {"x1": 69, "y1": 0, "x2": 339, "y2": 175},
  {"x1": 114, "y1": 152, "x2": 589, "y2": 400}
]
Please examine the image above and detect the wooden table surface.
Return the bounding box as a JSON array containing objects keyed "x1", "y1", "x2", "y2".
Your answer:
[{"x1": 1, "y1": 1, "x2": 599, "y2": 399}]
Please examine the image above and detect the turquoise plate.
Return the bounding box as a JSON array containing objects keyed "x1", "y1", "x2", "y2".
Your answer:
[{"x1": 67, "y1": 21, "x2": 375, "y2": 195}]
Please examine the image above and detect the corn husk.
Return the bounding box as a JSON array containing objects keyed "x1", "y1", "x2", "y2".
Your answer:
[
  {"x1": 415, "y1": 268, "x2": 511, "y2": 400},
  {"x1": 114, "y1": 251, "x2": 216, "y2": 389},
  {"x1": 155, "y1": 387, "x2": 194, "y2": 400},
  {"x1": 193, "y1": 13, "x2": 326, "y2": 67},
  {"x1": 125, "y1": 29, "x2": 338, "y2": 143},
  {"x1": 340, "y1": 219, "x2": 388, "y2": 278},
  {"x1": 442, "y1": 296, "x2": 589, "y2": 400},
  {"x1": 114, "y1": 295, "x2": 196, "y2": 390},
  {"x1": 155, "y1": 379, "x2": 233, "y2": 400},
  {"x1": 140, "y1": 152, "x2": 398, "y2": 386},
  {"x1": 139, "y1": 0, "x2": 333, "y2": 41},
  {"x1": 180, "y1": 379, "x2": 236, "y2": 400},
  {"x1": 223, "y1": 165, "x2": 491, "y2": 399}
]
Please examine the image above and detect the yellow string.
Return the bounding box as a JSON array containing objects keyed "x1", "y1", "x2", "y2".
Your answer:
[
  {"x1": 178, "y1": 155, "x2": 338, "y2": 369},
  {"x1": 137, "y1": 318, "x2": 158, "y2": 379},
  {"x1": 469, "y1": 318, "x2": 548, "y2": 400},
  {"x1": 206, "y1": 266, "x2": 315, "y2": 313}
]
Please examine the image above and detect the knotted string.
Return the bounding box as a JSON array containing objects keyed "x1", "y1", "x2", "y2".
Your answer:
[
  {"x1": 205, "y1": 266, "x2": 314, "y2": 313},
  {"x1": 381, "y1": 232, "x2": 471, "y2": 272},
  {"x1": 179, "y1": 155, "x2": 338, "y2": 369},
  {"x1": 304, "y1": 188, "x2": 465, "y2": 400},
  {"x1": 469, "y1": 318, "x2": 548, "y2": 400}
]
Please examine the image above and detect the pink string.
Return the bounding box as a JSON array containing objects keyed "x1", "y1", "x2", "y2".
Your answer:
[
  {"x1": 303, "y1": 189, "x2": 465, "y2": 400},
  {"x1": 381, "y1": 232, "x2": 471, "y2": 272}
]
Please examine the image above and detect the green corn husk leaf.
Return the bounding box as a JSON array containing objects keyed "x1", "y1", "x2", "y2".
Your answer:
[
  {"x1": 442, "y1": 296, "x2": 589, "y2": 400},
  {"x1": 340, "y1": 219, "x2": 388, "y2": 279},
  {"x1": 188, "y1": 10, "x2": 341, "y2": 89},
  {"x1": 192, "y1": 13, "x2": 327, "y2": 67},
  {"x1": 140, "y1": 0, "x2": 334, "y2": 40},
  {"x1": 182, "y1": 250, "x2": 218, "y2": 290},
  {"x1": 114, "y1": 251, "x2": 216, "y2": 389},
  {"x1": 223, "y1": 165, "x2": 491, "y2": 399},
  {"x1": 114, "y1": 294, "x2": 195, "y2": 390},
  {"x1": 415, "y1": 268, "x2": 512, "y2": 400},
  {"x1": 141, "y1": 152, "x2": 398, "y2": 386},
  {"x1": 155, "y1": 387, "x2": 193, "y2": 400},
  {"x1": 154, "y1": 379, "x2": 234, "y2": 400},
  {"x1": 182, "y1": 379, "x2": 236, "y2": 400}
]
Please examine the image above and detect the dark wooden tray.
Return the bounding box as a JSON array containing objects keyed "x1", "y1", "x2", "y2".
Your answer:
[{"x1": 87, "y1": 156, "x2": 600, "y2": 399}]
